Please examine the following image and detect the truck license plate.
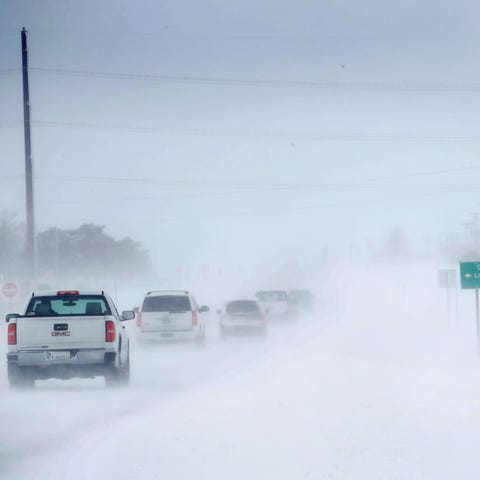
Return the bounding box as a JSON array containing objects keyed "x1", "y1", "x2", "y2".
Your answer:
[{"x1": 46, "y1": 351, "x2": 70, "y2": 361}]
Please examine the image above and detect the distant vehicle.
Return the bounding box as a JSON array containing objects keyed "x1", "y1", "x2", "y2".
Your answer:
[
  {"x1": 6, "y1": 290, "x2": 134, "y2": 389},
  {"x1": 255, "y1": 290, "x2": 294, "y2": 320},
  {"x1": 217, "y1": 298, "x2": 267, "y2": 339},
  {"x1": 136, "y1": 290, "x2": 209, "y2": 345},
  {"x1": 288, "y1": 289, "x2": 315, "y2": 313}
]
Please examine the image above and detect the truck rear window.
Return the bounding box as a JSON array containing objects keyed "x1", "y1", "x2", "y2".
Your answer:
[
  {"x1": 142, "y1": 295, "x2": 191, "y2": 313},
  {"x1": 26, "y1": 295, "x2": 111, "y2": 317}
]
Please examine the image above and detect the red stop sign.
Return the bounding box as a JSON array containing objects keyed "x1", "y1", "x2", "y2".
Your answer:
[{"x1": 3, "y1": 282, "x2": 18, "y2": 299}]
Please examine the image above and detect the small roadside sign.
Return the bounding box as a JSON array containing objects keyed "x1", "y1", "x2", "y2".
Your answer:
[
  {"x1": 438, "y1": 268, "x2": 458, "y2": 326},
  {"x1": 438, "y1": 269, "x2": 457, "y2": 288},
  {"x1": 460, "y1": 262, "x2": 480, "y2": 289},
  {"x1": 459, "y1": 261, "x2": 480, "y2": 354},
  {"x1": 2, "y1": 282, "x2": 18, "y2": 299}
]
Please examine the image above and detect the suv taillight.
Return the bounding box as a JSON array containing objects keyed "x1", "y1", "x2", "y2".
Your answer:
[
  {"x1": 192, "y1": 311, "x2": 198, "y2": 327},
  {"x1": 8, "y1": 323, "x2": 16, "y2": 345},
  {"x1": 136, "y1": 311, "x2": 142, "y2": 328},
  {"x1": 105, "y1": 320, "x2": 116, "y2": 342}
]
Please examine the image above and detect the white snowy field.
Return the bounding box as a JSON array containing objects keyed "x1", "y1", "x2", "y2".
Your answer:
[{"x1": 1, "y1": 262, "x2": 480, "y2": 479}]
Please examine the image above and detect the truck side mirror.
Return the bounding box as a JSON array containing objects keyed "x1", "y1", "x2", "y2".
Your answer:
[{"x1": 121, "y1": 310, "x2": 135, "y2": 321}]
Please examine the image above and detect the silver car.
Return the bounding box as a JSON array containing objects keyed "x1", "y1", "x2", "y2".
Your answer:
[{"x1": 217, "y1": 298, "x2": 267, "y2": 339}]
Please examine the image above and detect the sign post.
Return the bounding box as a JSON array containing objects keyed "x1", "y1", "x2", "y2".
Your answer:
[
  {"x1": 460, "y1": 262, "x2": 480, "y2": 353},
  {"x1": 438, "y1": 269, "x2": 457, "y2": 325},
  {"x1": 477, "y1": 289, "x2": 480, "y2": 354}
]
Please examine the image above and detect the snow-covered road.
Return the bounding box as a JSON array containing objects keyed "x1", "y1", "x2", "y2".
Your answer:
[{"x1": 2, "y1": 264, "x2": 480, "y2": 479}]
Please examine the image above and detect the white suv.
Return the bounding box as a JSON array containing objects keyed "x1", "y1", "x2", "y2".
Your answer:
[
  {"x1": 255, "y1": 290, "x2": 294, "y2": 320},
  {"x1": 136, "y1": 291, "x2": 209, "y2": 345}
]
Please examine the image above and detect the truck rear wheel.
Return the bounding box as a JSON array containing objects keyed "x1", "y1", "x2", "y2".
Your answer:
[
  {"x1": 8, "y1": 364, "x2": 35, "y2": 390},
  {"x1": 105, "y1": 351, "x2": 130, "y2": 388},
  {"x1": 119, "y1": 353, "x2": 130, "y2": 385}
]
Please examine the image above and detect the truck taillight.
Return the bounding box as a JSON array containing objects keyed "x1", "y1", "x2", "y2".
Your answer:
[
  {"x1": 105, "y1": 320, "x2": 116, "y2": 342},
  {"x1": 192, "y1": 311, "x2": 198, "y2": 327},
  {"x1": 136, "y1": 311, "x2": 142, "y2": 328},
  {"x1": 7, "y1": 323, "x2": 16, "y2": 345}
]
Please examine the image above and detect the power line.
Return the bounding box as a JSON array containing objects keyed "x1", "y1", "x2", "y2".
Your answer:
[
  {"x1": 2, "y1": 185, "x2": 477, "y2": 215},
  {"x1": 27, "y1": 165, "x2": 480, "y2": 188},
  {"x1": 2, "y1": 168, "x2": 479, "y2": 208},
  {"x1": 0, "y1": 174, "x2": 24, "y2": 182},
  {"x1": 15, "y1": 120, "x2": 480, "y2": 143},
  {"x1": 21, "y1": 28, "x2": 373, "y2": 42},
  {"x1": 0, "y1": 121, "x2": 23, "y2": 128},
  {"x1": 123, "y1": 187, "x2": 480, "y2": 225},
  {"x1": 1, "y1": 184, "x2": 479, "y2": 209},
  {"x1": 347, "y1": 166, "x2": 480, "y2": 184},
  {"x1": 29, "y1": 67, "x2": 480, "y2": 93},
  {"x1": 2, "y1": 166, "x2": 478, "y2": 188},
  {"x1": 0, "y1": 69, "x2": 20, "y2": 75}
]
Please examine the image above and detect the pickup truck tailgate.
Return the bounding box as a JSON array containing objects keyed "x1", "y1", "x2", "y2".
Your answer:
[{"x1": 16, "y1": 316, "x2": 106, "y2": 350}]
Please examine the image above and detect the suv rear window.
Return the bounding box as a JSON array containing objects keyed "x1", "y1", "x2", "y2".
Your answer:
[
  {"x1": 226, "y1": 300, "x2": 259, "y2": 314},
  {"x1": 26, "y1": 295, "x2": 111, "y2": 317},
  {"x1": 142, "y1": 295, "x2": 191, "y2": 313}
]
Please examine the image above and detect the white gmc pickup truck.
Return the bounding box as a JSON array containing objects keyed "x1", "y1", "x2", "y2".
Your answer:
[{"x1": 5, "y1": 290, "x2": 134, "y2": 389}]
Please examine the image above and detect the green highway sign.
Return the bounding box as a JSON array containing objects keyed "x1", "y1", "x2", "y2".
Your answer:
[
  {"x1": 460, "y1": 262, "x2": 480, "y2": 289},
  {"x1": 460, "y1": 262, "x2": 480, "y2": 354}
]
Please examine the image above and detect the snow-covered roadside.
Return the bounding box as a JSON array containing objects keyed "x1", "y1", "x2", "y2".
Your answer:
[{"x1": 10, "y1": 315, "x2": 480, "y2": 480}]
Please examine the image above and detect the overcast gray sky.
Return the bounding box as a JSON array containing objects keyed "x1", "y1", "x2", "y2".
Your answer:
[{"x1": 1, "y1": 1, "x2": 480, "y2": 280}]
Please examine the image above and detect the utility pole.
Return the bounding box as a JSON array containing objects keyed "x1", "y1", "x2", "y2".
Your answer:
[
  {"x1": 471, "y1": 212, "x2": 479, "y2": 230},
  {"x1": 21, "y1": 27, "x2": 36, "y2": 281},
  {"x1": 462, "y1": 222, "x2": 473, "y2": 246},
  {"x1": 471, "y1": 212, "x2": 480, "y2": 246}
]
